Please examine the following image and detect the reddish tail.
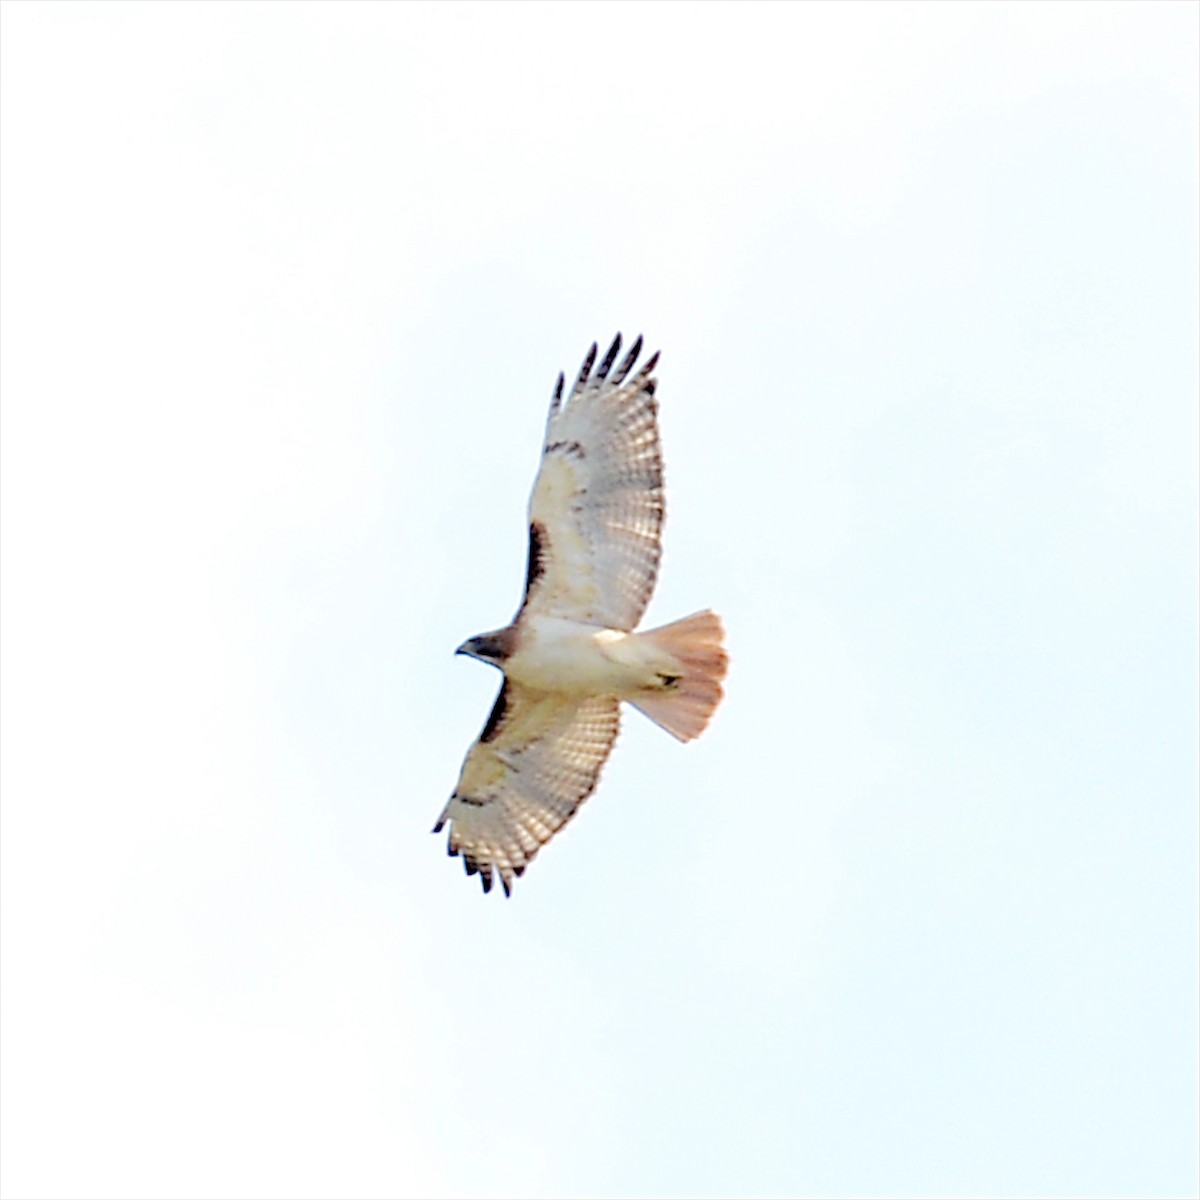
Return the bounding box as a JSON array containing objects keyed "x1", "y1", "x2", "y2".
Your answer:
[{"x1": 629, "y1": 610, "x2": 728, "y2": 742}]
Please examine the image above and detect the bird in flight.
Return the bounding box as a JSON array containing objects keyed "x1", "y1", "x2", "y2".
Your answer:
[{"x1": 434, "y1": 334, "x2": 728, "y2": 895}]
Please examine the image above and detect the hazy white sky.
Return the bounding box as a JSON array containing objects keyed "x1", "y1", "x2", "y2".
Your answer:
[{"x1": 2, "y1": 3, "x2": 1196, "y2": 1198}]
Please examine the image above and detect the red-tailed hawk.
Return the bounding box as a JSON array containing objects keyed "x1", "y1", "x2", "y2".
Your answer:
[{"x1": 434, "y1": 335, "x2": 728, "y2": 894}]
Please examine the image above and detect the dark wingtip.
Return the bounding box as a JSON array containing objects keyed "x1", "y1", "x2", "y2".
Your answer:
[
  {"x1": 548, "y1": 370, "x2": 566, "y2": 420},
  {"x1": 597, "y1": 333, "x2": 622, "y2": 381},
  {"x1": 432, "y1": 816, "x2": 446, "y2": 835},
  {"x1": 573, "y1": 342, "x2": 598, "y2": 393},
  {"x1": 640, "y1": 349, "x2": 661, "y2": 378},
  {"x1": 613, "y1": 334, "x2": 643, "y2": 384}
]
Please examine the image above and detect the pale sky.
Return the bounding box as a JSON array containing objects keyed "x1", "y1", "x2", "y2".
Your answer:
[{"x1": 1, "y1": 3, "x2": 1197, "y2": 1198}]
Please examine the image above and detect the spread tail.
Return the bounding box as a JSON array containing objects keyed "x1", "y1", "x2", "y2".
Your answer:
[{"x1": 629, "y1": 610, "x2": 728, "y2": 742}]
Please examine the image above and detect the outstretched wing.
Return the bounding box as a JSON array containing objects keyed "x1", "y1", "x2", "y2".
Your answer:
[
  {"x1": 517, "y1": 334, "x2": 664, "y2": 632},
  {"x1": 433, "y1": 683, "x2": 621, "y2": 895}
]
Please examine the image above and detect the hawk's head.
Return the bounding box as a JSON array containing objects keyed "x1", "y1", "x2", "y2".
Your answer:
[{"x1": 455, "y1": 627, "x2": 516, "y2": 667}]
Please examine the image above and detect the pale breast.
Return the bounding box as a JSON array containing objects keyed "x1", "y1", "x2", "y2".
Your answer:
[{"x1": 505, "y1": 617, "x2": 653, "y2": 696}]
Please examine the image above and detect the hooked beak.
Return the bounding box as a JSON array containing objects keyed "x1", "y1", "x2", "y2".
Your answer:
[{"x1": 455, "y1": 638, "x2": 476, "y2": 658}]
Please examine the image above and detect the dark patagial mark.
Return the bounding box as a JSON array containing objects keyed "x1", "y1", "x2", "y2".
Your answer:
[
  {"x1": 523, "y1": 520, "x2": 546, "y2": 598},
  {"x1": 546, "y1": 438, "x2": 585, "y2": 459},
  {"x1": 479, "y1": 683, "x2": 509, "y2": 744}
]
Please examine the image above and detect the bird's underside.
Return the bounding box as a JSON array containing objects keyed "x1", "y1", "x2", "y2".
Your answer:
[{"x1": 433, "y1": 334, "x2": 728, "y2": 895}]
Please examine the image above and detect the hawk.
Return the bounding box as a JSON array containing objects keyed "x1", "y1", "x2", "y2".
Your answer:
[{"x1": 433, "y1": 334, "x2": 728, "y2": 894}]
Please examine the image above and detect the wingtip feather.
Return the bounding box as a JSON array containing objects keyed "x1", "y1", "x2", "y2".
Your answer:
[
  {"x1": 612, "y1": 334, "x2": 643, "y2": 384},
  {"x1": 573, "y1": 342, "x2": 598, "y2": 395},
  {"x1": 597, "y1": 333, "x2": 622, "y2": 381}
]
